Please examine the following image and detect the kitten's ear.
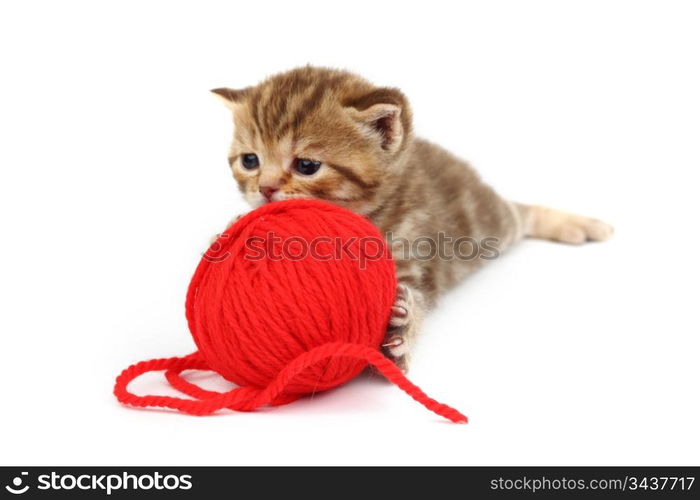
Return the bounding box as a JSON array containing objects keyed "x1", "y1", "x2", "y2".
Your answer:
[
  {"x1": 345, "y1": 87, "x2": 411, "y2": 153},
  {"x1": 210, "y1": 87, "x2": 245, "y2": 109}
]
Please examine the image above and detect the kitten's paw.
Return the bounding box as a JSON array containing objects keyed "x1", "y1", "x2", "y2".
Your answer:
[
  {"x1": 388, "y1": 284, "x2": 412, "y2": 328},
  {"x1": 529, "y1": 206, "x2": 614, "y2": 245},
  {"x1": 383, "y1": 335, "x2": 410, "y2": 373},
  {"x1": 382, "y1": 284, "x2": 417, "y2": 372},
  {"x1": 555, "y1": 216, "x2": 614, "y2": 244}
]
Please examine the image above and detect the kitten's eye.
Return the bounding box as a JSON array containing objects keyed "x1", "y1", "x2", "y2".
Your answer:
[
  {"x1": 241, "y1": 153, "x2": 260, "y2": 170},
  {"x1": 294, "y1": 158, "x2": 322, "y2": 175}
]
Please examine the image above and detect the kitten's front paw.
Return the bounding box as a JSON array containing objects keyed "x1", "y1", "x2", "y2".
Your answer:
[{"x1": 382, "y1": 284, "x2": 417, "y2": 372}]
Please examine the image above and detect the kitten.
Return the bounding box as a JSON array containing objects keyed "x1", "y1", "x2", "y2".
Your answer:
[{"x1": 211, "y1": 66, "x2": 613, "y2": 370}]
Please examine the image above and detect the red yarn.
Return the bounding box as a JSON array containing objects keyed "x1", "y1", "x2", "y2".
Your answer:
[{"x1": 114, "y1": 199, "x2": 466, "y2": 423}]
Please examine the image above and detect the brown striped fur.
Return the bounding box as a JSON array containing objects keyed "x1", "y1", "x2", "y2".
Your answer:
[{"x1": 213, "y1": 66, "x2": 613, "y2": 369}]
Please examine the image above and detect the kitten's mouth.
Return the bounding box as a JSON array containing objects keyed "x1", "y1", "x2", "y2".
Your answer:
[
  {"x1": 269, "y1": 192, "x2": 312, "y2": 203},
  {"x1": 253, "y1": 192, "x2": 311, "y2": 207}
]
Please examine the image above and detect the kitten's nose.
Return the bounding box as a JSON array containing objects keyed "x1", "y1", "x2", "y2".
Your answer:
[{"x1": 259, "y1": 186, "x2": 278, "y2": 201}]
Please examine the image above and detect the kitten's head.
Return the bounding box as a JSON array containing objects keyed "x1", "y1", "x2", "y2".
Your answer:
[{"x1": 212, "y1": 66, "x2": 413, "y2": 214}]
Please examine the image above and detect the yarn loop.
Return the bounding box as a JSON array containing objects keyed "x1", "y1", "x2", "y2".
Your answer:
[{"x1": 114, "y1": 200, "x2": 466, "y2": 423}]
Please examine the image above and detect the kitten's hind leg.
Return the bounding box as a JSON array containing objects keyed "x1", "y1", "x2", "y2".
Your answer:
[
  {"x1": 382, "y1": 283, "x2": 424, "y2": 372},
  {"x1": 515, "y1": 204, "x2": 613, "y2": 244}
]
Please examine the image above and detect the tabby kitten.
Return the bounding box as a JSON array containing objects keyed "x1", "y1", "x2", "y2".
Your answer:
[{"x1": 211, "y1": 66, "x2": 612, "y2": 370}]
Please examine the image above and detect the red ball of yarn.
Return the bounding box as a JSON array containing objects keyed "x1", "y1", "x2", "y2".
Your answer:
[
  {"x1": 114, "y1": 199, "x2": 466, "y2": 423},
  {"x1": 192, "y1": 198, "x2": 396, "y2": 395}
]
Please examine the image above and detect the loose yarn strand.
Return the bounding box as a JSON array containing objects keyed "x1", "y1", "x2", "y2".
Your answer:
[{"x1": 113, "y1": 342, "x2": 467, "y2": 423}]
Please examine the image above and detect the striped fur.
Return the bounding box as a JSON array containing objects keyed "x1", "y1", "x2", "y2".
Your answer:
[{"x1": 213, "y1": 66, "x2": 612, "y2": 369}]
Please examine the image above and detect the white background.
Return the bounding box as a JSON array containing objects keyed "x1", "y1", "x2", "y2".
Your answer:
[{"x1": 1, "y1": 1, "x2": 698, "y2": 466}]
